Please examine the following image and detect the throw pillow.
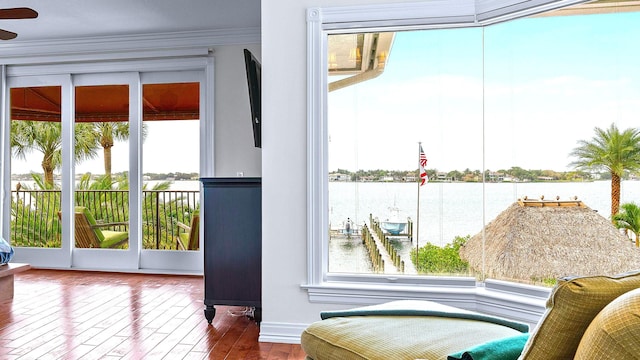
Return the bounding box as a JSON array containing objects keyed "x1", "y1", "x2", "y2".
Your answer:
[
  {"x1": 448, "y1": 333, "x2": 530, "y2": 360},
  {"x1": 519, "y1": 270, "x2": 640, "y2": 360},
  {"x1": 574, "y1": 288, "x2": 640, "y2": 359},
  {"x1": 0, "y1": 236, "x2": 14, "y2": 265}
]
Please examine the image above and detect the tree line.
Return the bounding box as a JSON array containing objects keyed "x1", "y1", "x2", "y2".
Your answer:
[
  {"x1": 331, "y1": 167, "x2": 605, "y2": 183},
  {"x1": 339, "y1": 124, "x2": 640, "y2": 247}
]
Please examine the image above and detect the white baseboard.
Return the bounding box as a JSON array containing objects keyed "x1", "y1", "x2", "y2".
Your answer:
[{"x1": 259, "y1": 322, "x2": 308, "y2": 344}]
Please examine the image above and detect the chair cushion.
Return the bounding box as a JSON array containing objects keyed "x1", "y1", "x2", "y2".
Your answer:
[
  {"x1": 519, "y1": 269, "x2": 640, "y2": 360},
  {"x1": 574, "y1": 288, "x2": 640, "y2": 359},
  {"x1": 100, "y1": 231, "x2": 128, "y2": 248},
  {"x1": 303, "y1": 315, "x2": 525, "y2": 360},
  {"x1": 301, "y1": 301, "x2": 526, "y2": 360}
]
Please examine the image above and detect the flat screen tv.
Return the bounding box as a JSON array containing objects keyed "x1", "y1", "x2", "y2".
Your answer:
[{"x1": 244, "y1": 49, "x2": 261, "y2": 148}]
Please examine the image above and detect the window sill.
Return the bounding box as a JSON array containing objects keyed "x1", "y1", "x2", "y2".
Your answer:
[{"x1": 302, "y1": 277, "x2": 550, "y2": 326}]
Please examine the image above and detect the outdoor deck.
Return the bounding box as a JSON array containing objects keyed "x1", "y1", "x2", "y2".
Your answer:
[
  {"x1": 0, "y1": 269, "x2": 306, "y2": 359},
  {"x1": 11, "y1": 189, "x2": 199, "y2": 250}
]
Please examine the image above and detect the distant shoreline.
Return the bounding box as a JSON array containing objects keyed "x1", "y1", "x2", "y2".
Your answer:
[
  {"x1": 10, "y1": 179, "x2": 200, "y2": 191},
  {"x1": 329, "y1": 179, "x2": 601, "y2": 184}
]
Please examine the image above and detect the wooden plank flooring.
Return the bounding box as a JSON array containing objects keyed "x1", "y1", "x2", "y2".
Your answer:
[{"x1": 0, "y1": 269, "x2": 307, "y2": 360}]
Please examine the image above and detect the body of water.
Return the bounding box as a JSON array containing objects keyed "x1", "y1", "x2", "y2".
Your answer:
[
  {"x1": 145, "y1": 180, "x2": 200, "y2": 191},
  {"x1": 330, "y1": 180, "x2": 640, "y2": 247},
  {"x1": 12, "y1": 178, "x2": 639, "y2": 247},
  {"x1": 11, "y1": 179, "x2": 202, "y2": 191}
]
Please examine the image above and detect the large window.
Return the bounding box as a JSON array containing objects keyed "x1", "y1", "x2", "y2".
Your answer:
[
  {"x1": 311, "y1": 1, "x2": 640, "y2": 293},
  {"x1": 327, "y1": 28, "x2": 483, "y2": 277}
]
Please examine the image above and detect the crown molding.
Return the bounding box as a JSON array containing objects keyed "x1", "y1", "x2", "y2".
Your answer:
[
  {"x1": 0, "y1": 27, "x2": 260, "y2": 65},
  {"x1": 317, "y1": 0, "x2": 592, "y2": 31}
]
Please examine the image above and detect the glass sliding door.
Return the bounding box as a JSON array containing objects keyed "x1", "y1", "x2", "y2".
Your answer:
[
  {"x1": 139, "y1": 71, "x2": 204, "y2": 273},
  {"x1": 4, "y1": 64, "x2": 209, "y2": 273},
  {"x1": 71, "y1": 73, "x2": 140, "y2": 270},
  {"x1": 10, "y1": 86, "x2": 64, "y2": 248},
  {"x1": 74, "y1": 84, "x2": 130, "y2": 250},
  {"x1": 6, "y1": 75, "x2": 73, "y2": 267}
]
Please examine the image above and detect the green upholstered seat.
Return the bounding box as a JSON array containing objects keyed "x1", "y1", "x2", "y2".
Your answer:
[
  {"x1": 74, "y1": 206, "x2": 128, "y2": 248},
  {"x1": 301, "y1": 300, "x2": 527, "y2": 360}
]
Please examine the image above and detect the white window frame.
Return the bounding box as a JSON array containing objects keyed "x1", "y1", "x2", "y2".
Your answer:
[
  {"x1": 302, "y1": 0, "x2": 592, "y2": 325},
  {"x1": 2, "y1": 53, "x2": 214, "y2": 273}
]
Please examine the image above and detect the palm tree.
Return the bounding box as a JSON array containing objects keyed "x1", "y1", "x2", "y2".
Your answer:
[
  {"x1": 89, "y1": 121, "x2": 149, "y2": 181},
  {"x1": 91, "y1": 121, "x2": 130, "y2": 180},
  {"x1": 570, "y1": 124, "x2": 640, "y2": 220},
  {"x1": 613, "y1": 202, "x2": 640, "y2": 247},
  {"x1": 11, "y1": 120, "x2": 97, "y2": 186}
]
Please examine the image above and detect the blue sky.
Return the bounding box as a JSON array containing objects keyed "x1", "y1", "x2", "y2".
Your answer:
[{"x1": 328, "y1": 10, "x2": 640, "y2": 173}]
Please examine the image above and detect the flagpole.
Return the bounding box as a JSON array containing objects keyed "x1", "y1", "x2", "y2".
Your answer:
[{"x1": 416, "y1": 142, "x2": 421, "y2": 265}]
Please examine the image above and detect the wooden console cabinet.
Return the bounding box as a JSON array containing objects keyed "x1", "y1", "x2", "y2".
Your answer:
[{"x1": 200, "y1": 177, "x2": 262, "y2": 323}]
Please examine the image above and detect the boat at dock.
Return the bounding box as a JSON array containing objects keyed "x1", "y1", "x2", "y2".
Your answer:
[
  {"x1": 380, "y1": 221, "x2": 406, "y2": 235},
  {"x1": 379, "y1": 207, "x2": 407, "y2": 235}
]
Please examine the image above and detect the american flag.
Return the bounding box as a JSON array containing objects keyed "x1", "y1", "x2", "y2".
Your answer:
[{"x1": 419, "y1": 144, "x2": 428, "y2": 186}]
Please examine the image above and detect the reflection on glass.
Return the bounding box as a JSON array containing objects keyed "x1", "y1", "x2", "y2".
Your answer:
[
  {"x1": 142, "y1": 82, "x2": 200, "y2": 251},
  {"x1": 74, "y1": 85, "x2": 130, "y2": 249},
  {"x1": 327, "y1": 9, "x2": 640, "y2": 284},
  {"x1": 10, "y1": 86, "x2": 63, "y2": 248}
]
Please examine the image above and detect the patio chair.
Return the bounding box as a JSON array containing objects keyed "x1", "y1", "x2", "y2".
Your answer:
[
  {"x1": 176, "y1": 214, "x2": 199, "y2": 250},
  {"x1": 69, "y1": 206, "x2": 129, "y2": 248}
]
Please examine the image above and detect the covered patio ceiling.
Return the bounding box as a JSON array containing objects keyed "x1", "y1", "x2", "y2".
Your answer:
[
  {"x1": 326, "y1": 0, "x2": 639, "y2": 92},
  {"x1": 328, "y1": 32, "x2": 395, "y2": 92},
  {"x1": 10, "y1": 82, "x2": 199, "y2": 122}
]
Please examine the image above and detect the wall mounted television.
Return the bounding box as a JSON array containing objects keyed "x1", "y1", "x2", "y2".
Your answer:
[{"x1": 244, "y1": 49, "x2": 261, "y2": 148}]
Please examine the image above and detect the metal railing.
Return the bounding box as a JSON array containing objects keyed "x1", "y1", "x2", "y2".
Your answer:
[{"x1": 11, "y1": 189, "x2": 199, "y2": 250}]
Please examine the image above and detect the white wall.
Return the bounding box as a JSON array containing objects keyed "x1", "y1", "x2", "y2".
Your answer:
[
  {"x1": 260, "y1": 0, "x2": 416, "y2": 342},
  {"x1": 214, "y1": 44, "x2": 262, "y2": 177}
]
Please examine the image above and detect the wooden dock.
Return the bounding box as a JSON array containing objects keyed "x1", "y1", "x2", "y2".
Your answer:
[{"x1": 361, "y1": 216, "x2": 416, "y2": 274}]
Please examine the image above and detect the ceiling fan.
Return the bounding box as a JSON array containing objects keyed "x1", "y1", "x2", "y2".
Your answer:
[{"x1": 0, "y1": 7, "x2": 38, "y2": 40}]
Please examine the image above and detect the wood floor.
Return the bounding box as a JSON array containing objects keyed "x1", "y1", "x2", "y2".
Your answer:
[{"x1": 0, "y1": 269, "x2": 307, "y2": 360}]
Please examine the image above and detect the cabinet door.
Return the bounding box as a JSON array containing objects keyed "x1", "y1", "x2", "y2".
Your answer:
[{"x1": 203, "y1": 178, "x2": 261, "y2": 306}]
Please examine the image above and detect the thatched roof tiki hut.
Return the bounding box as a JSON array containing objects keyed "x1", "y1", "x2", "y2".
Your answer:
[{"x1": 459, "y1": 198, "x2": 640, "y2": 283}]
